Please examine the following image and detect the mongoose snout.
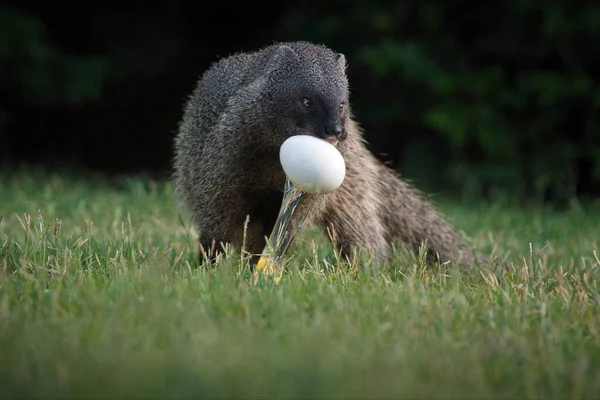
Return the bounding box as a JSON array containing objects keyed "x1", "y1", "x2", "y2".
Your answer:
[{"x1": 319, "y1": 122, "x2": 347, "y2": 145}]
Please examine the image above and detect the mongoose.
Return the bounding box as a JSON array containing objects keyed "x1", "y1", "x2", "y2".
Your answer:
[{"x1": 173, "y1": 41, "x2": 480, "y2": 266}]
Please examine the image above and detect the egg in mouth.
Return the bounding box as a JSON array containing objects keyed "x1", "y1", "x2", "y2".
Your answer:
[{"x1": 253, "y1": 134, "x2": 346, "y2": 283}]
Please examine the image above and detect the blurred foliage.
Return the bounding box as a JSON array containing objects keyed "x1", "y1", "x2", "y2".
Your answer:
[
  {"x1": 0, "y1": 10, "x2": 109, "y2": 106},
  {"x1": 276, "y1": 1, "x2": 600, "y2": 201},
  {"x1": 2, "y1": 2, "x2": 600, "y2": 202}
]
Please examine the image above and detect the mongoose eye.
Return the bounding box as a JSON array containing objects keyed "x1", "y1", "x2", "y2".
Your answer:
[
  {"x1": 302, "y1": 97, "x2": 312, "y2": 108},
  {"x1": 339, "y1": 103, "x2": 345, "y2": 110}
]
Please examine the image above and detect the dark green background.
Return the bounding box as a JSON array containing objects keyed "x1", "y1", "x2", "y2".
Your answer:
[{"x1": 2, "y1": 1, "x2": 599, "y2": 202}]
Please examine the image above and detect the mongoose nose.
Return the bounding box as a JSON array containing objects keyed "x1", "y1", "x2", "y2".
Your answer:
[{"x1": 325, "y1": 123, "x2": 345, "y2": 138}]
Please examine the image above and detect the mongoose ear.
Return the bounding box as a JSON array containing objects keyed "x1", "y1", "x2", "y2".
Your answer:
[
  {"x1": 266, "y1": 45, "x2": 299, "y2": 75},
  {"x1": 336, "y1": 53, "x2": 347, "y2": 70}
]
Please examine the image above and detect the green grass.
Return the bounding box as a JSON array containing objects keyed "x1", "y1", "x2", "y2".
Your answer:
[{"x1": 1, "y1": 168, "x2": 599, "y2": 399}]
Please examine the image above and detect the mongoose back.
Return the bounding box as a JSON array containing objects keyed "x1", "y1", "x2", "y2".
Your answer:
[{"x1": 173, "y1": 41, "x2": 480, "y2": 266}]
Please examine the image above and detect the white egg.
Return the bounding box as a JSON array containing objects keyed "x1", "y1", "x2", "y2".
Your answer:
[{"x1": 279, "y1": 135, "x2": 346, "y2": 194}]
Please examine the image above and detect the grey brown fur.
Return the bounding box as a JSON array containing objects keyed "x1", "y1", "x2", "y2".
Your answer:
[{"x1": 173, "y1": 41, "x2": 480, "y2": 266}]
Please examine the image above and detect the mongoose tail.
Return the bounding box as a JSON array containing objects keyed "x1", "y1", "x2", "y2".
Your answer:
[{"x1": 376, "y1": 165, "x2": 480, "y2": 266}]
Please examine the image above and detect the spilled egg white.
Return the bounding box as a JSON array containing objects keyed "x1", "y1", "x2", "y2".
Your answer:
[{"x1": 279, "y1": 135, "x2": 346, "y2": 194}]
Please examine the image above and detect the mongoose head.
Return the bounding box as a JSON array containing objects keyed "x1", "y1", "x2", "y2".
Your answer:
[{"x1": 258, "y1": 42, "x2": 350, "y2": 148}]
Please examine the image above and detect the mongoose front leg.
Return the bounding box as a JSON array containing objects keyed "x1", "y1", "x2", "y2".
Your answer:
[
  {"x1": 195, "y1": 203, "x2": 248, "y2": 264},
  {"x1": 184, "y1": 150, "x2": 261, "y2": 264},
  {"x1": 196, "y1": 194, "x2": 280, "y2": 265}
]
